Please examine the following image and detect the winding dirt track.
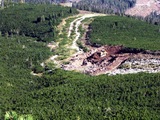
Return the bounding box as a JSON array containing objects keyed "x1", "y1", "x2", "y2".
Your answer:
[
  {"x1": 44, "y1": 13, "x2": 106, "y2": 67},
  {"x1": 45, "y1": 12, "x2": 160, "y2": 76},
  {"x1": 68, "y1": 14, "x2": 106, "y2": 52}
]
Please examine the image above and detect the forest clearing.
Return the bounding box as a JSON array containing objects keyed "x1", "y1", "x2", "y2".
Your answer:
[
  {"x1": 45, "y1": 11, "x2": 160, "y2": 76},
  {"x1": 0, "y1": 3, "x2": 159, "y2": 120}
]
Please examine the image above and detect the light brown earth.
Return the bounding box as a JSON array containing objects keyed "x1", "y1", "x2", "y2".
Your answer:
[{"x1": 125, "y1": 0, "x2": 160, "y2": 17}]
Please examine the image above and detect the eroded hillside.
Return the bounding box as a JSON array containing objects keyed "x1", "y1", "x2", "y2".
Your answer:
[
  {"x1": 45, "y1": 13, "x2": 160, "y2": 76},
  {"x1": 125, "y1": 0, "x2": 160, "y2": 17},
  {"x1": 73, "y1": 0, "x2": 136, "y2": 14}
]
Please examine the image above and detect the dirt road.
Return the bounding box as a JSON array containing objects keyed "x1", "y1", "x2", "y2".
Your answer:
[
  {"x1": 45, "y1": 11, "x2": 160, "y2": 76},
  {"x1": 68, "y1": 13, "x2": 106, "y2": 52}
]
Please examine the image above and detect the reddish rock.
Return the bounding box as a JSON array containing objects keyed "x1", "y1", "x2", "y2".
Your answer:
[
  {"x1": 104, "y1": 45, "x2": 123, "y2": 55},
  {"x1": 64, "y1": 45, "x2": 131, "y2": 76},
  {"x1": 80, "y1": 45, "x2": 130, "y2": 75}
]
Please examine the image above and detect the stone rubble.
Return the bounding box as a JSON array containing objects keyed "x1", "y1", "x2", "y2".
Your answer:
[
  {"x1": 63, "y1": 45, "x2": 131, "y2": 76},
  {"x1": 109, "y1": 57, "x2": 160, "y2": 75},
  {"x1": 63, "y1": 45, "x2": 160, "y2": 76},
  {"x1": 47, "y1": 12, "x2": 160, "y2": 76}
]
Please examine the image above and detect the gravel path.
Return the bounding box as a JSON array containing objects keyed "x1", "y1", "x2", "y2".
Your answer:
[
  {"x1": 44, "y1": 12, "x2": 160, "y2": 76},
  {"x1": 68, "y1": 14, "x2": 106, "y2": 52}
]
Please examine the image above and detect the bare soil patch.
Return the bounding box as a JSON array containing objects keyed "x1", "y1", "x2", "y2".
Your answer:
[{"x1": 46, "y1": 12, "x2": 160, "y2": 76}]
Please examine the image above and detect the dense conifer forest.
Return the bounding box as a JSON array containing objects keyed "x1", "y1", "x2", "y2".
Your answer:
[
  {"x1": 88, "y1": 16, "x2": 160, "y2": 50},
  {"x1": 73, "y1": 0, "x2": 136, "y2": 14},
  {"x1": 73, "y1": 0, "x2": 160, "y2": 25},
  {"x1": 0, "y1": 4, "x2": 77, "y2": 42},
  {"x1": 0, "y1": 35, "x2": 160, "y2": 119},
  {"x1": 9, "y1": 0, "x2": 68, "y2": 4},
  {"x1": 0, "y1": 3, "x2": 160, "y2": 120}
]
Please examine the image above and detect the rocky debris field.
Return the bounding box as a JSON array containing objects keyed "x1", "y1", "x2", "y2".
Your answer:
[
  {"x1": 47, "y1": 11, "x2": 160, "y2": 76},
  {"x1": 110, "y1": 54, "x2": 160, "y2": 75},
  {"x1": 63, "y1": 45, "x2": 160, "y2": 76},
  {"x1": 63, "y1": 45, "x2": 128, "y2": 75}
]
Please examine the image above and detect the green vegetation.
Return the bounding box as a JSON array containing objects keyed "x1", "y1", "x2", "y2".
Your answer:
[
  {"x1": 73, "y1": 0, "x2": 136, "y2": 14},
  {"x1": 77, "y1": 40, "x2": 88, "y2": 52},
  {"x1": 0, "y1": 35, "x2": 51, "y2": 119},
  {"x1": 0, "y1": 3, "x2": 160, "y2": 120},
  {"x1": 52, "y1": 16, "x2": 80, "y2": 60},
  {"x1": 0, "y1": 35, "x2": 160, "y2": 119},
  {"x1": 0, "y1": 37, "x2": 160, "y2": 119},
  {"x1": 5, "y1": 111, "x2": 33, "y2": 120},
  {"x1": 89, "y1": 16, "x2": 160, "y2": 50},
  {"x1": 0, "y1": 4, "x2": 78, "y2": 42},
  {"x1": 76, "y1": 18, "x2": 93, "y2": 52}
]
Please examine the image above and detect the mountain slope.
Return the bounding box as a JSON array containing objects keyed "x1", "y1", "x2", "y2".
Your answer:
[
  {"x1": 125, "y1": 0, "x2": 160, "y2": 17},
  {"x1": 72, "y1": 0, "x2": 160, "y2": 24},
  {"x1": 0, "y1": 3, "x2": 160, "y2": 120},
  {"x1": 0, "y1": 4, "x2": 77, "y2": 42},
  {"x1": 73, "y1": 0, "x2": 136, "y2": 14}
]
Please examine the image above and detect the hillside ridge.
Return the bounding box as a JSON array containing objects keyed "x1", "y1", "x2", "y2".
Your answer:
[{"x1": 125, "y1": 0, "x2": 160, "y2": 17}]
